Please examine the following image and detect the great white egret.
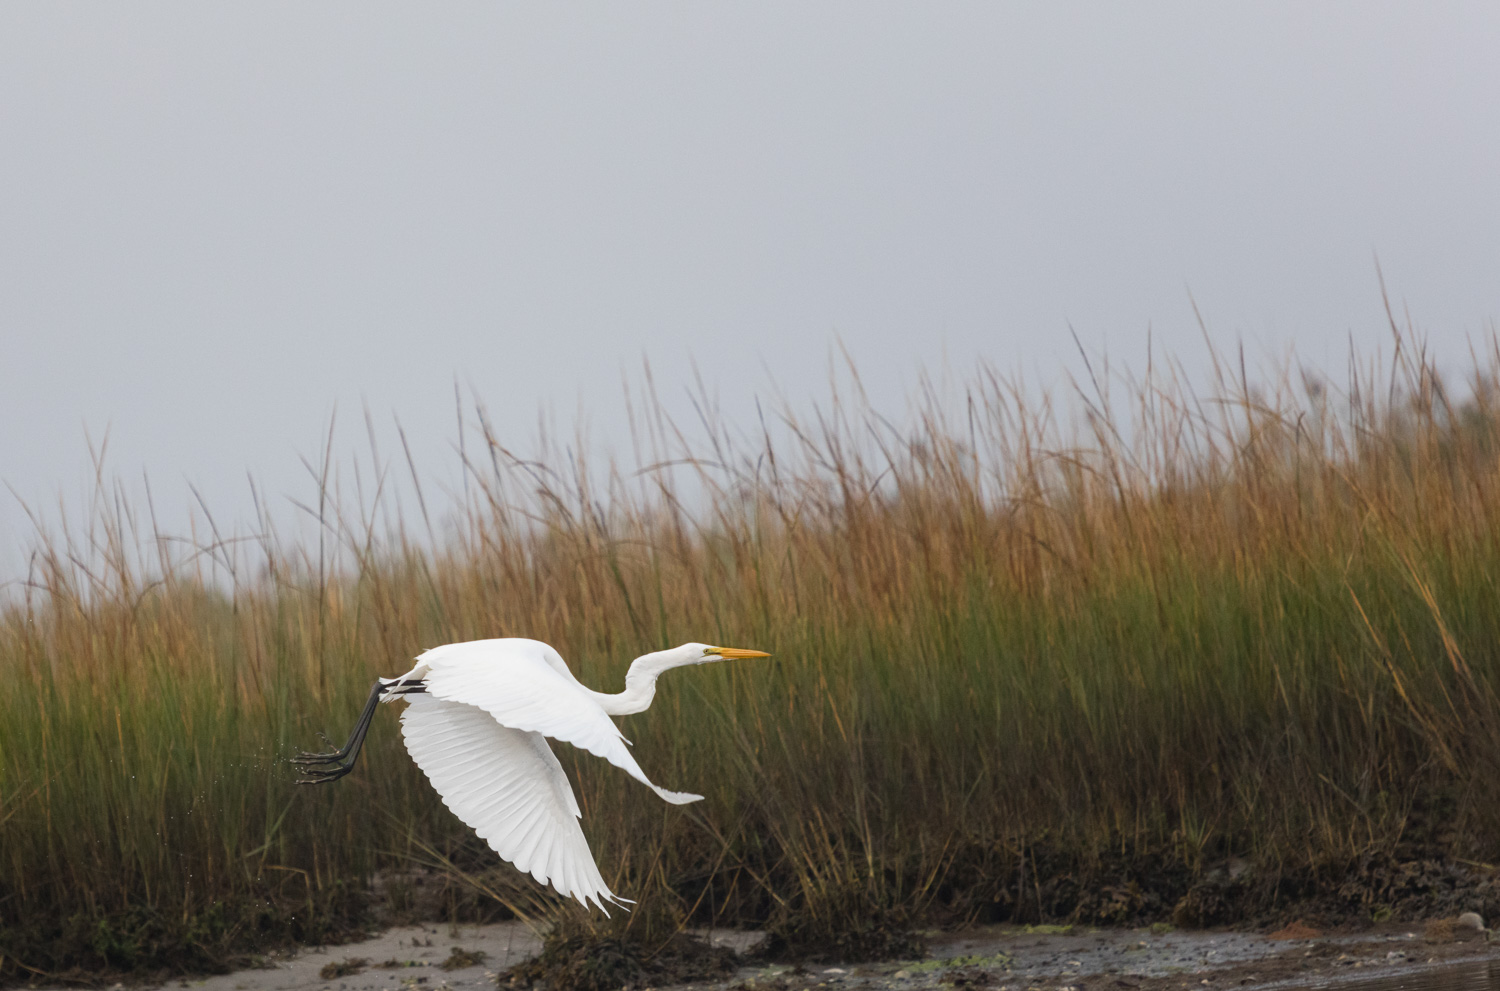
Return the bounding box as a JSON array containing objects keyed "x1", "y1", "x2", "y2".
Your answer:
[{"x1": 291, "y1": 638, "x2": 770, "y2": 911}]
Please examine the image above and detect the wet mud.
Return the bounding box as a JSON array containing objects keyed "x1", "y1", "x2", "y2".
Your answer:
[{"x1": 41, "y1": 918, "x2": 1500, "y2": 991}]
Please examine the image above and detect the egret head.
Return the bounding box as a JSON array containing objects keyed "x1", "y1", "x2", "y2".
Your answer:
[
  {"x1": 614, "y1": 642, "x2": 774, "y2": 713},
  {"x1": 680, "y1": 642, "x2": 772, "y2": 664}
]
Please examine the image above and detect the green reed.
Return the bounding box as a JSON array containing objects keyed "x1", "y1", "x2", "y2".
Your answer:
[{"x1": 5, "y1": 328, "x2": 1500, "y2": 978}]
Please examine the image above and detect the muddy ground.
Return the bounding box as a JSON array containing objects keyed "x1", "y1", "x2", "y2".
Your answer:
[{"x1": 71, "y1": 918, "x2": 1500, "y2": 991}]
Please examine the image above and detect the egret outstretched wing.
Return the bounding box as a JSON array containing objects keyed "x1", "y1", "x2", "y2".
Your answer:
[
  {"x1": 418, "y1": 641, "x2": 703, "y2": 805},
  {"x1": 295, "y1": 638, "x2": 770, "y2": 911},
  {"x1": 399, "y1": 694, "x2": 626, "y2": 912}
]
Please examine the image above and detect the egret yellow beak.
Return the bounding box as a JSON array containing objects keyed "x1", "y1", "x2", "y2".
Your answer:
[{"x1": 711, "y1": 646, "x2": 772, "y2": 659}]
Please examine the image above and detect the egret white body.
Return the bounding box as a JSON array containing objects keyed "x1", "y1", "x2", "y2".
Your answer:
[{"x1": 292, "y1": 638, "x2": 769, "y2": 912}]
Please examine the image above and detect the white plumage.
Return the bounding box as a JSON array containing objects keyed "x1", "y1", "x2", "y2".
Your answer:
[
  {"x1": 293, "y1": 637, "x2": 770, "y2": 912},
  {"x1": 403, "y1": 639, "x2": 704, "y2": 807},
  {"x1": 399, "y1": 695, "x2": 616, "y2": 910}
]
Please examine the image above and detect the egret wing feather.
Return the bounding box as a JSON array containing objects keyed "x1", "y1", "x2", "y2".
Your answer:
[
  {"x1": 417, "y1": 640, "x2": 703, "y2": 805},
  {"x1": 399, "y1": 695, "x2": 624, "y2": 912}
]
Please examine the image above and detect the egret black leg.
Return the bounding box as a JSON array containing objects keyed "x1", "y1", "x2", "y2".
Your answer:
[{"x1": 292, "y1": 681, "x2": 387, "y2": 784}]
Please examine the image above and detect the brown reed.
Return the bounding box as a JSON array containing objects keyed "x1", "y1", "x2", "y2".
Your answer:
[{"x1": 4, "y1": 324, "x2": 1500, "y2": 978}]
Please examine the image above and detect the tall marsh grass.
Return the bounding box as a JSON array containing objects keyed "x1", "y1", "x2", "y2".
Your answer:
[{"x1": 6, "y1": 328, "x2": 1500, "y2": 978}]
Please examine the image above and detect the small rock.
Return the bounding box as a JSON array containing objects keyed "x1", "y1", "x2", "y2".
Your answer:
[
  {"x1": 1426, "y1": 916, "x2": 1488, "y2": 942},
  {"x1": 893, "y1": 970, "x2": 911, "y2": 979}
]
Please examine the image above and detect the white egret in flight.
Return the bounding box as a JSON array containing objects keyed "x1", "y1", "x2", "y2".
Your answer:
[{"x1": 292, "y1": 638, "x2": 770, "y2": 912}]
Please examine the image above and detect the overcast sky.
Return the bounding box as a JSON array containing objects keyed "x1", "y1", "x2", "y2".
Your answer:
[{"x1": 3, "y1": 4, "x2": 1498, "y2": 579}]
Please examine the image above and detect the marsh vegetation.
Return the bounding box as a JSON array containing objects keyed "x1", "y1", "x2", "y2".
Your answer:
[{"x1": 6, "y1": 324, "x2": 1500, "y2": 980}]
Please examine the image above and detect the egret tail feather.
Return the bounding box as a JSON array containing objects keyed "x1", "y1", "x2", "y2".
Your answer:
[{"x1": 652, "y1": 787, "x2": 703, "y2": 805}]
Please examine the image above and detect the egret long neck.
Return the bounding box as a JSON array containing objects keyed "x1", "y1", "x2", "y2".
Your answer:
[{"x1": 589, "y1": 648, "x2": 695, "y2": 716}]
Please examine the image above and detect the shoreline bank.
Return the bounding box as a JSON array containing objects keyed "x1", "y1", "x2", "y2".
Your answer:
[{"x1": 32, "y1": 919, "x2": 1500, "y2": 991}]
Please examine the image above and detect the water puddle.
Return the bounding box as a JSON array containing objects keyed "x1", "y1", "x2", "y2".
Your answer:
[{"x1": 1291, "y1": 958, "x2": 1500, "y2": 990}]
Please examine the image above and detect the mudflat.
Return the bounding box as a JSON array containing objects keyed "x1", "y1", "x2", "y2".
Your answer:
[{"x1": 57, "y1": 920, "x2": 1500, "y2": 991}]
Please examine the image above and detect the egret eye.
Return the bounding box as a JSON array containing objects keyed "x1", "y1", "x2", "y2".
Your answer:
[{"x1": 703, "y1": 647, "x2": 715, "y2": 656}]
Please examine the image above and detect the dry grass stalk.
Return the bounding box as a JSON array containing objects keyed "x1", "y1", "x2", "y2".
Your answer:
[{"x1": 4, "y1": 328, "x2": 1500, "y2": 976}]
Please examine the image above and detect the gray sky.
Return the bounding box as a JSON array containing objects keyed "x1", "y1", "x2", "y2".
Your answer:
[{"x1": 3, "y1": 4, "x2": 1498, "y2": 578}]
